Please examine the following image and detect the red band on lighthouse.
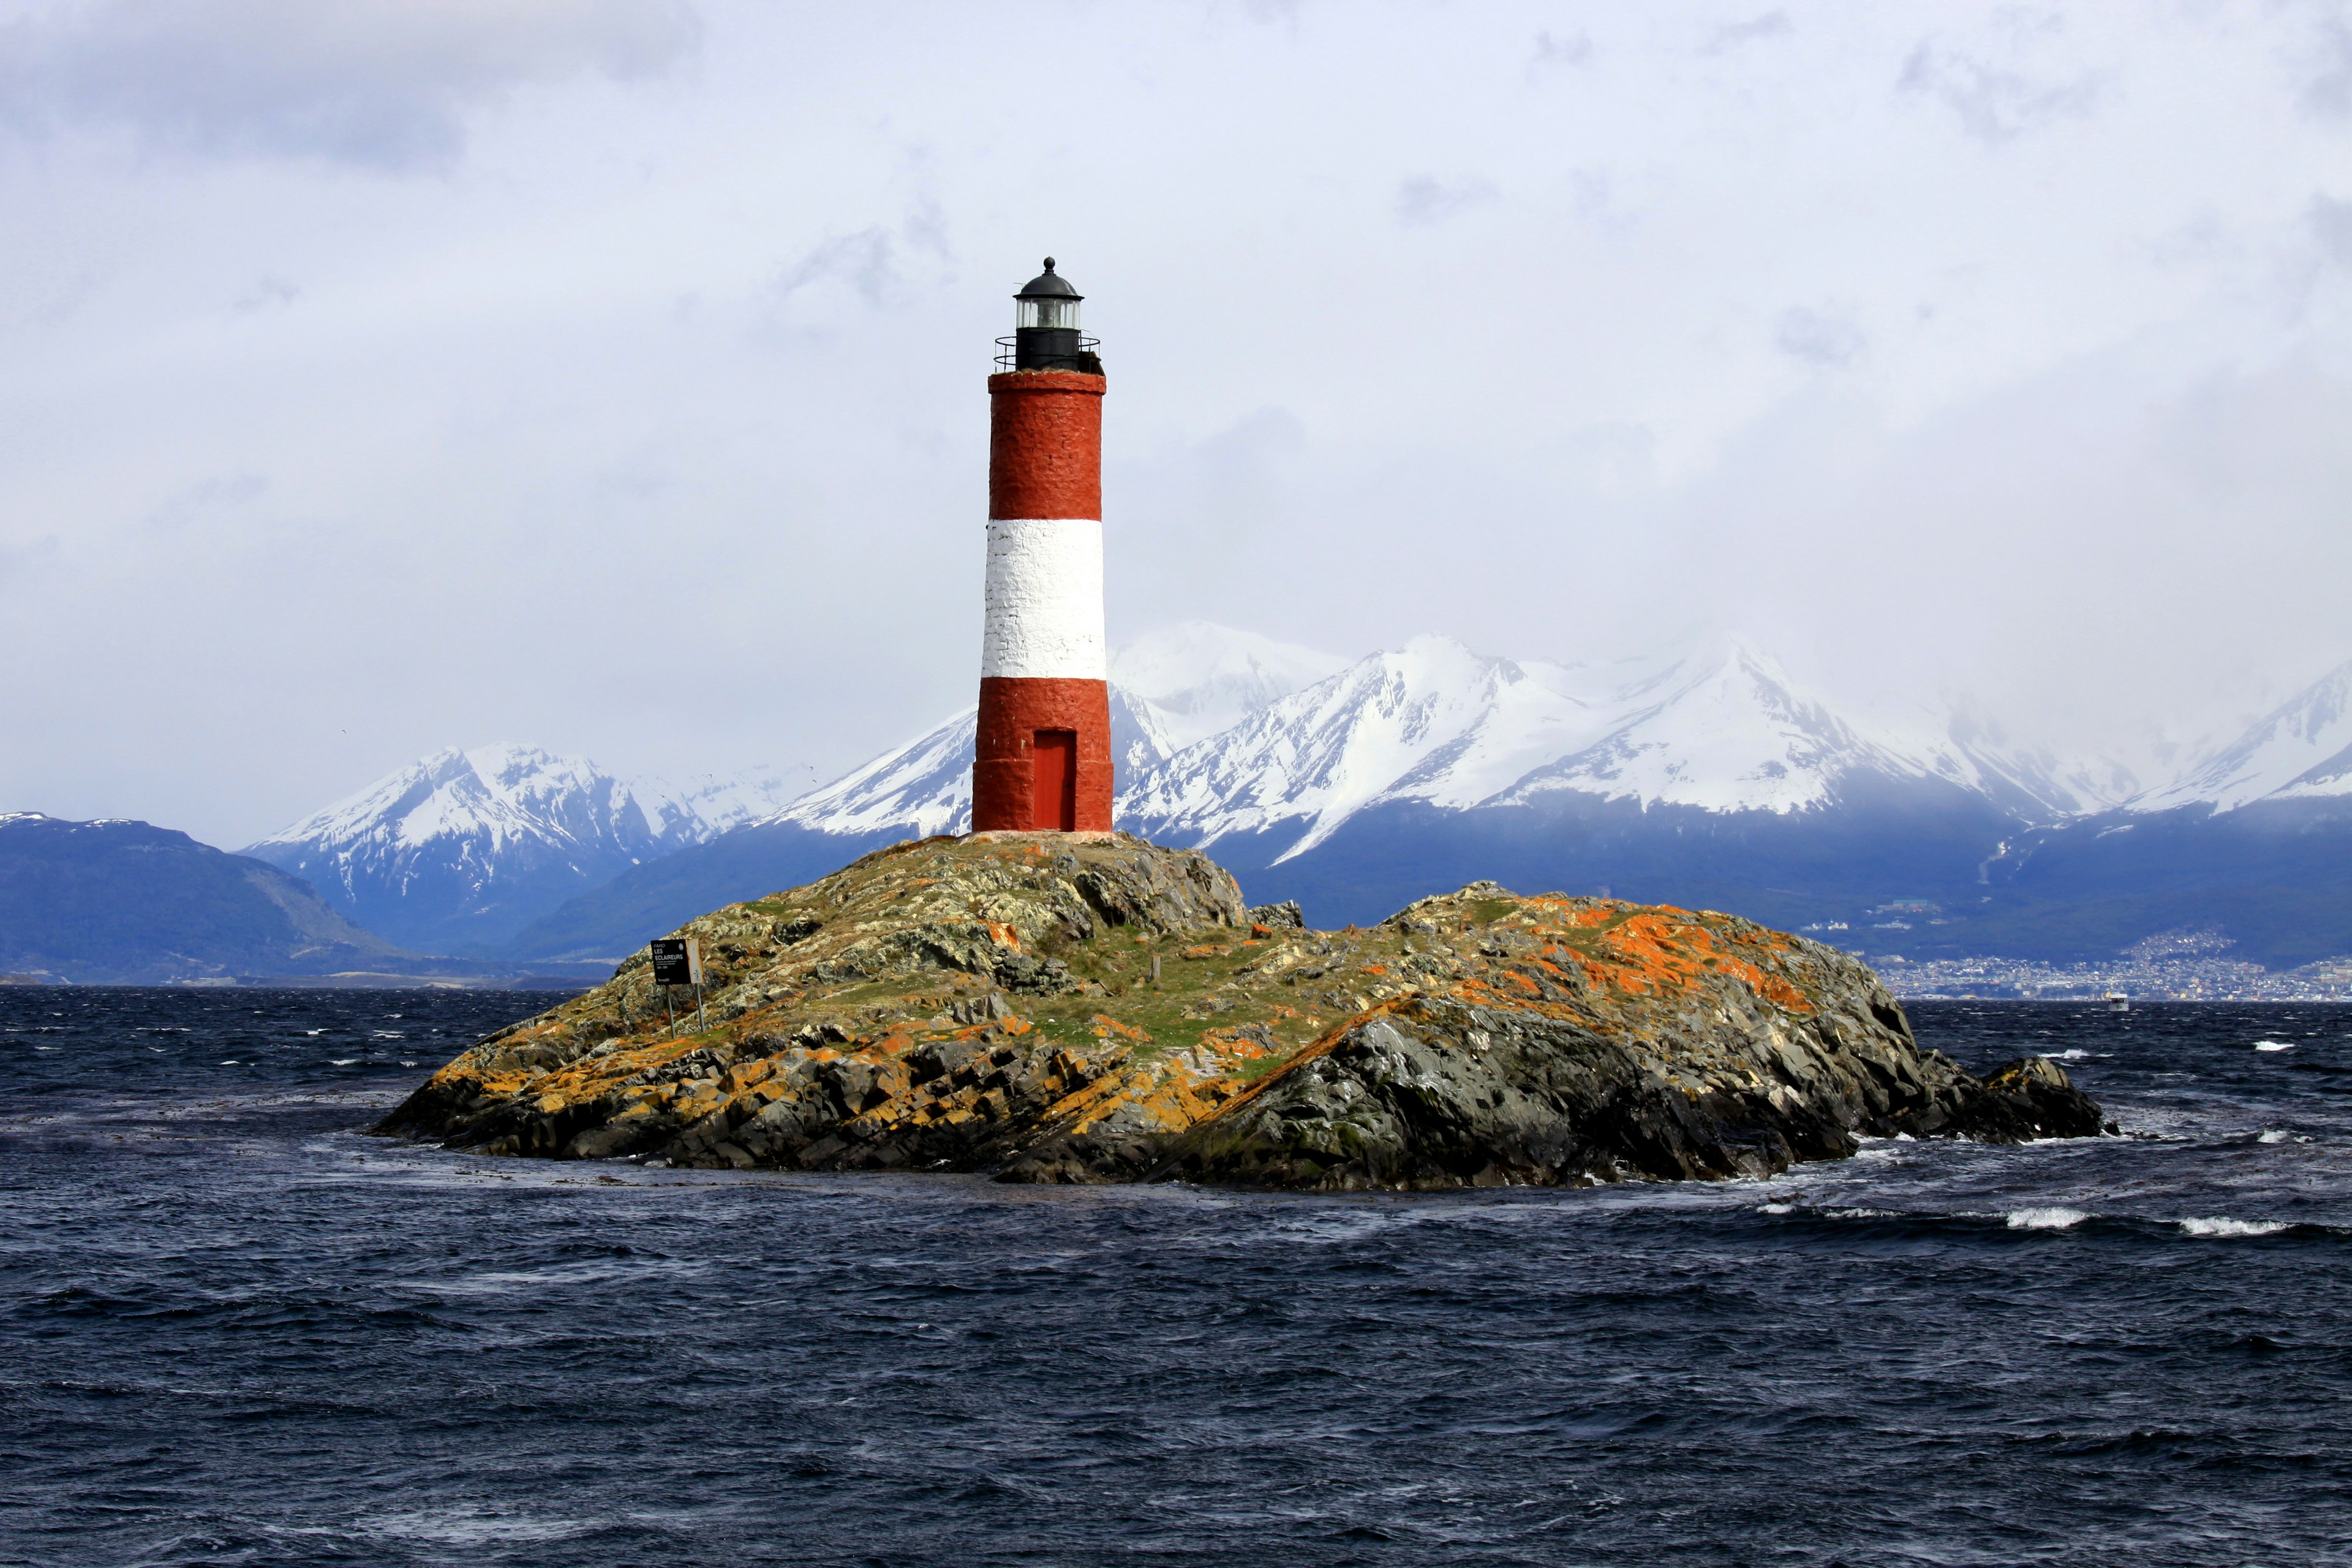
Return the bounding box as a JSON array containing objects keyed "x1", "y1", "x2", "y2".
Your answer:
[{"x1": 973, "y1": 301, "x2": 1112, "y2": 832}]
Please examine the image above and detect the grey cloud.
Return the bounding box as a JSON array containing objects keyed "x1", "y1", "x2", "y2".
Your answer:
[
  {"x1": 0, "y1": 0, "x2": 699, "y2": 172},
  {"x1": 1705, "y1": 12, "x2": 1792, "y2": 55},
  {"x1": 231, "y1": 277, "x2": 300, "y2": 314},
  {"x1": 1395, "y1": 175, "x2": 1497, "y2": 227},
  {"x1": 2313, "y1": 194, "x2": 2352, "y2": 266},
  {"x1": 1775, "y1": 306, "x2": 1866, "y2": 367},
  {"x1": 146, "y1": 473, "x2": 270, "y2": 534},
  {"x1": 903, "y1": 194, "x2": 953, "y2": 264},
  {"x1": 774, "y1": 228, "x2": 908, "y2": 311},
  {"x1": 1899, "y1": 40, "x2": 2100, "y2": 144},
  {"x1": 1532, "y1": 30, "x2": 1593, "y2": 68},
  {"x1": 2302, "y1": 14, "x2": 2352, "y2": 119}
]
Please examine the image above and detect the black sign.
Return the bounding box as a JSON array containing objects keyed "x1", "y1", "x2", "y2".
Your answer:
[{"x1": 649, "y1": 938, "x2": 697, "y2": 987}]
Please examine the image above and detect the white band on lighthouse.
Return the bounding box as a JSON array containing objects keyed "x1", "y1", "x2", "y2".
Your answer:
[{"x1": 981, "y1": 518, "x2": 1106, "y2": 680}]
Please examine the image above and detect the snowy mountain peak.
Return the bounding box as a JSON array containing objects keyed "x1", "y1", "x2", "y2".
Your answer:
[
  {"x1": 252, "y1": 744, "x2": 653, "y2": 859},
  {"x1": 243, "y1": 744, "x2": 797, "y2": 953},
  {"x1": 1496, "y1": 641, "x2": 1896, "y2": 817},
  {"x1": 1109, "y1": 621, "x2": 1351, "y2": 753},
  {"x1": 771, "y1": 710, "x2": 977, "y2": 840},
  {"x1": 767, "y1": 625, "x2": 1353, "y2": 843},
  {"x1": 2134, "y1": 659, "x2": 2352, "y2": 813}
]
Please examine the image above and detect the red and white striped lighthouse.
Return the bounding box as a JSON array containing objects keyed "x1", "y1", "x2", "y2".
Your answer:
[{"x1": 973, "y1": 259, "x2": 1113, "y2": 834}]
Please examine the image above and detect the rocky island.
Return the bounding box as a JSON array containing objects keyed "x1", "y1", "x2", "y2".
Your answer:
[{"x1": 377, "y1": 835, "x2": 2103, "y2": 1188}]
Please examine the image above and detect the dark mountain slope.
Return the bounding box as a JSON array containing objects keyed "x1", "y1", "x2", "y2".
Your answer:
[
  {"x1": 502, "y1": 821, "x2": 905, "y2": 962},
  {"x1": 0, "y1": 813, "x2": 414, "y2": 984},
  {"x1": 1199, "y1": 776, "x2": 2024, "y2": 934}
]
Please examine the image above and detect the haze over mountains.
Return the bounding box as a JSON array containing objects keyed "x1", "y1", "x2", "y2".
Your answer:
[{"x1": 219, "y1": 623, "x2": 2352, "y2": 974}]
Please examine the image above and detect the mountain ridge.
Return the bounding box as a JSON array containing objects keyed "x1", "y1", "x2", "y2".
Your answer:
[{"x1": 238, "y1": 622, "x2": 2352, "y2": 971}]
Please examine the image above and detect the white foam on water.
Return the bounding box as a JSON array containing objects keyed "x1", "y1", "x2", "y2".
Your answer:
[
  {"x1": 2179, "y1": 1216, "x2": 2290, "y2": 1238},
  {"x1": 330, "y1": 1058, "x2": 359, "y2": 1066},
  {"x1": 2259, "y1": 1129, "x2": 2292, "y2": 1144},
  {"x1": 365, "y1": 1509, "x2": 592, "y2": 1547},
  {"x1": 2053, "y1": 1049, "x2": 2090, "y2": 1060},
  {"x1": 2255, "y1": 1040, "x2": 2295, "y2": 1052},
  {"x1": 2007, "y1": 1207, "x2": 2090, "y2": 1230},
  {"x1": 1758, "y1": 1202, "x2": 1795, "y2": 1214}
]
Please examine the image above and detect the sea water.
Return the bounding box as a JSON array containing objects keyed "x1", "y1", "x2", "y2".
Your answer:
[{"x1": 4, "y1": 990, "x2": 2348, "y2": 1566}]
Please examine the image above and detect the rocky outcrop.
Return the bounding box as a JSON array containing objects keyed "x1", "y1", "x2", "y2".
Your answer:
[{"x1": 375, "y1": 836, "x2": 2102, "y2": 1188}]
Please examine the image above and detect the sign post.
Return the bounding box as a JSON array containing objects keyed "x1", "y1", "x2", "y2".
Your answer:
[{"x1": 649, "y1": 937, "x2": 706, "y2": 1035}]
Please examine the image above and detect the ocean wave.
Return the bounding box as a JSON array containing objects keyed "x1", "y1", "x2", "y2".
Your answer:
[
  {"x1": 2179, "y1": 1216, "x2": 2289, "y2": 1238},
  {"x1": 2259, "y1": 1129, "x2": 2292, "y2": 1144},
  {"x1": 2255, "y1": 1040, "x2": 2295, "y2": 1052},
  {"x1": 2006, "y1": 1207, "x2": 2090, "y2": 1230}
]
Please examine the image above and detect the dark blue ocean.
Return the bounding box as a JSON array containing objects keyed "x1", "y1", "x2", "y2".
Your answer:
[{"x1": 3, "y1": 989, "x2": 2348, "y2": 1567}]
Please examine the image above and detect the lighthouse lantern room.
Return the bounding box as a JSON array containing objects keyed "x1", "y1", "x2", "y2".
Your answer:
[
  {"x1": 1003, "y1": 258, "x2": 1099, "y2": 372},
  {"x1": 973, "y1": 259, "x2": 1114, "y2": 834}
]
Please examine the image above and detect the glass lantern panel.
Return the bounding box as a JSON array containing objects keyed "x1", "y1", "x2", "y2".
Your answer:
[{"x1": 1017, "y1": 297, "x2": 1081, "y2": 330}]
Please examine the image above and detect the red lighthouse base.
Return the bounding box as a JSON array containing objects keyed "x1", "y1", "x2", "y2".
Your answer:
[{"x1": 973, "y1": 676, "x2": 1114, "y2": 832}]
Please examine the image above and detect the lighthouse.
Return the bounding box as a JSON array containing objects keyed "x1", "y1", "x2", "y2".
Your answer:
[{"x1": 972, "y1": 259, "x2": 1113, "y2": 834}]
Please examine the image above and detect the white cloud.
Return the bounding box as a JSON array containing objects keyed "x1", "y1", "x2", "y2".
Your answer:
[
  {"x1": 1898, "y1": 35, "x2": 2101, "y2": 144},
  {"x1": 0, "y1": 0, "x2": 699, "y2": 170},
  {"x1": 1395, "y1": 175, "x2": 1497, "y2": 227},
  {"x1": 1705, "y1": 12, "x2": 1792, "y2": 55},
  {"x1": 0, "y1": 1, "x2": 2346, "y2": 842},
  {"x1": 1775, "y1": 306, "x2": 1866, "y2": 367}
]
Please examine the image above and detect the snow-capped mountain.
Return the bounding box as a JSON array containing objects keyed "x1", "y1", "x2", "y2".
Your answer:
[
  {"x1": 2127, "y1": 660, "x2": 2352, "y2": 813},
  {"x1": 244, "y1": 744, "x2": 796, "y2": 953},
  {"x1": 1120, "y1": 637, "x2": 1967, "y2": 862},
  {"x1": 764, "y1": 631, "x2": 2105, "y2": 857},
  {"x1": 712, "y1": 627, "x2": 2193, "y2": 943},
  {"x1": 293, "y1": 624, "x2": 2352, "y2": 968},
  {"x1": 1109, "y1": 623, "x2": 1352, "y2": 756},
  {"x1": 1908, "y1": 703, "x2": 2146, "y2": 819},
  {"x1": 761, "y1": 622, "x2": 1350, "y2": 841}
]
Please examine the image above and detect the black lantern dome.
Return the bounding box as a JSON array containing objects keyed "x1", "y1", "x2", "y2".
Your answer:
[{"x1": 1003, "y1": 257, "x2": 1101, "y2": 373}]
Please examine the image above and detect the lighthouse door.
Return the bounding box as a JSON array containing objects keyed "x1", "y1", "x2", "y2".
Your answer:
[{"x1": 1031, "y1": 729, "x2": 1077, "y2": 831}]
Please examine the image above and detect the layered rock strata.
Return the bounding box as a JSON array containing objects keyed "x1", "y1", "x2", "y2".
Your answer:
[{"x1": 376, "y1": 835, "x2": 2101, "y2": 1189}]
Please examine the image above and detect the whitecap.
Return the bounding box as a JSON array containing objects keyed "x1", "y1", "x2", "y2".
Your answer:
[
  {"x1": 330, "y1": 1058, "x2": 359, "y2": 1066},
  {"x1": 2006, "y1": 1207, "x2": 2089, "y2": 1230},
  {"x1": 366, "y1": 1509, "x2": 589, "y2": 1547},
  {"x1": 2179, "y1": 1216, "x2": 2288, "y2": 1238},
  {"x1": 2258, "y1": 1129, "x2": 2291, "y2": 1144},
  {"x1": 2053, "y1": 1049, "x2": 2090, "y2": 1060},
  {"x1": 2254, "y1": 1041, "x2": 2294, "y2": 1052},
  {"x1": 1757, "y1": 1202, "x2": 1795, "y2": 1215}
]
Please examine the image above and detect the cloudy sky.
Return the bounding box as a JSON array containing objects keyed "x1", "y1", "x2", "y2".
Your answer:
[{"x1": 4, "y1": 0, "x2": 2350, "y2": 845}]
